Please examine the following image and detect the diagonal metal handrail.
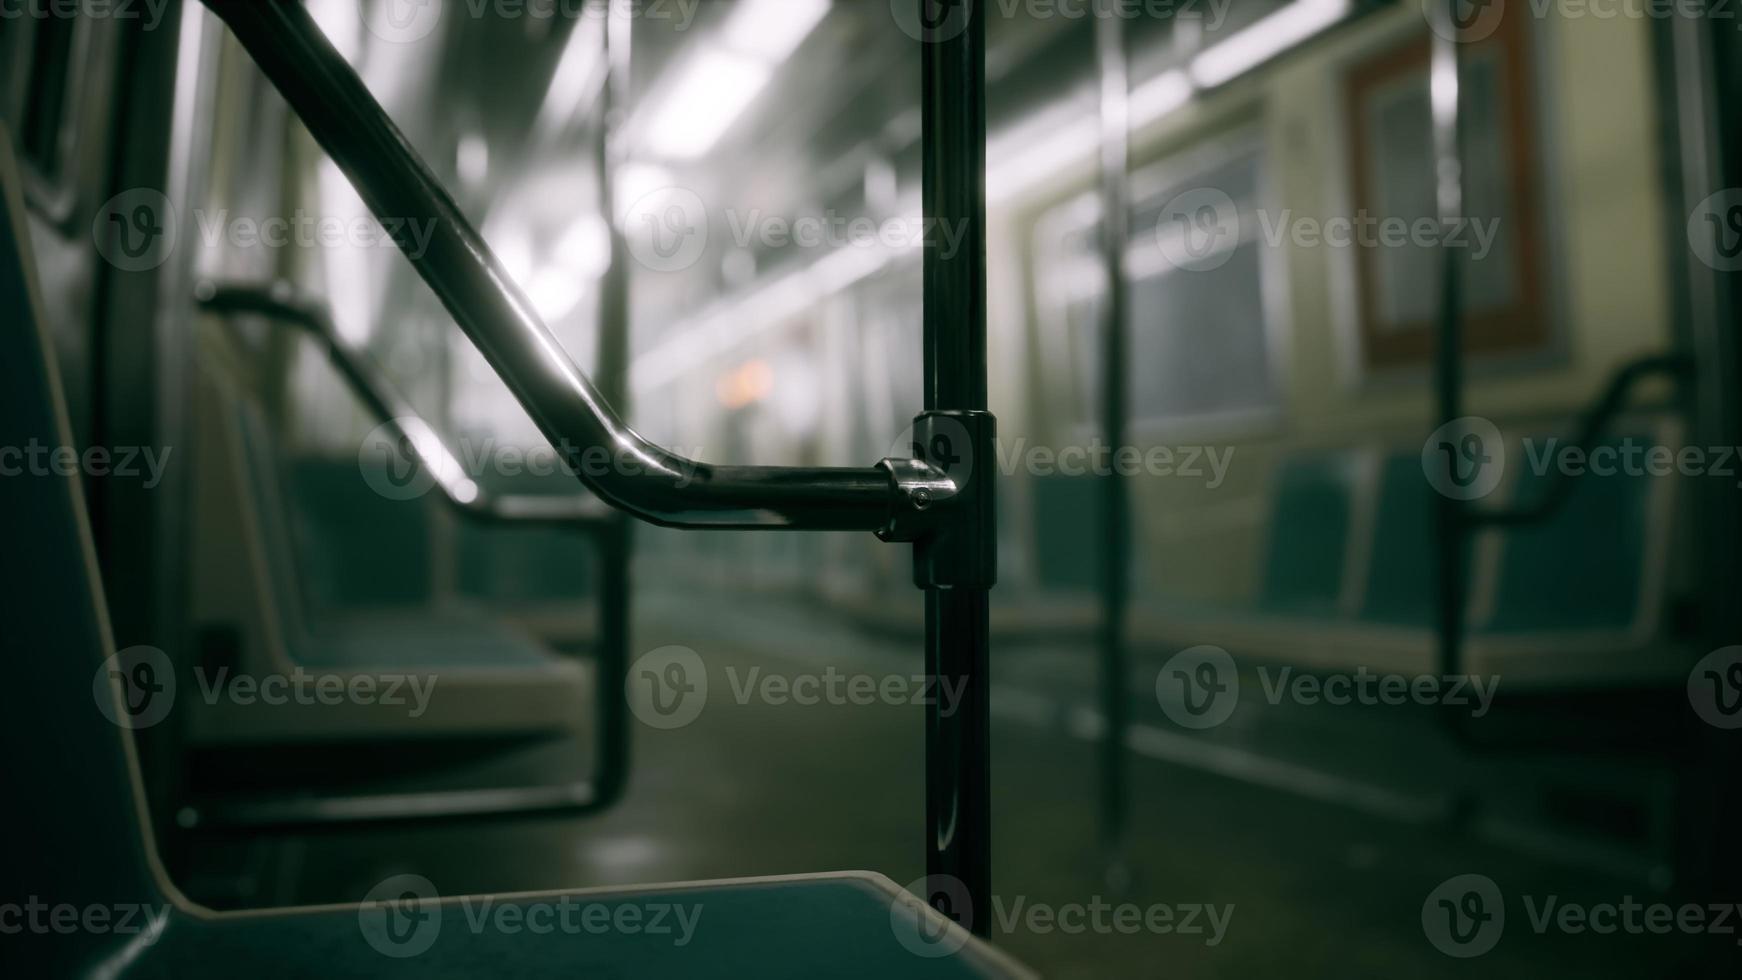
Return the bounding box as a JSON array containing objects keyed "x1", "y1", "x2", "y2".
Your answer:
[
  {"x1": 198, "y1": 0, "x2": 996, "y2": 933},
  {"x1": 1465, "y1": 353, "x2": 1693, "y2": 529},
  {"x1": 197, "y1": 0, "x2": 947, "y2": 535},
  {"x1": 190, "y1": 279, "x2": 636, "y2": 830},
  {"x1": 197, "y1": 280, "x2": 615, "y2": 531}
]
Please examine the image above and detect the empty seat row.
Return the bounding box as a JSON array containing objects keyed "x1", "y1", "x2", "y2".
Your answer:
[{"x1": 1128, "y1": 423, "x2": 1685, "y2": 687}]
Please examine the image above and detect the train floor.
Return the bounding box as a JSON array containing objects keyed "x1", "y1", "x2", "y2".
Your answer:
[{"x1": 178, "y1": 590, "x2": 1723, "y2": 978}]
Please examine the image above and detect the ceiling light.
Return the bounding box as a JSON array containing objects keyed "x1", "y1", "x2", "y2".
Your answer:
[
  {"x1": 644, "y1": 50, "x2": 772, "y2": 160},
  {"x1": 1190, "y1": 0, "x2": 1350, "y2": 89},
  {"x1": 721, "y1": 0, "x2": 830, "y2": 62}
]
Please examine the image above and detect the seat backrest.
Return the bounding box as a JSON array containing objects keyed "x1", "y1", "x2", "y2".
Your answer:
[
  {"x1": 1258, "y1": 451, "x2": 1363, "y2": 616},
  {"x1": 1482, "y1": 428, "x2": 1667, "y2": 633},
  {"x1": 196, "y1": 337, "x2": 434, "y2": 661},
  {"x1": 208, "y1": 343, "x2": 435, "y2": 617},
  {"x1": 1360, "y1": 452, "x2": 1474, "y2": 626},
  {"x1": 227, "y1": 390, "x2": 319, "y2": 645},
  {"x1": 284, "y1": 451, "x2": 435, "y2": 609},
  {"x1": 0, "y1": 127, "x2": 168, "y2": 972},
  {"x1": 184, "y1": 349, "x2": 312, "y2": 678}
]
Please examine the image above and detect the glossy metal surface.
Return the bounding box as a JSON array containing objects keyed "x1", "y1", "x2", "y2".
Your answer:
[
  {"x1": 921, "y1": 7, "x2": 987, "y2": 412},
  {"x1": 1428, "y1": 0, "x2": 1470, "y2": 694},
  {"x1": 1664, "y1": 9, "x2": 1742, "y2": 926},
  {"x1": 193, "y1": 278, "x2": 635, "y2": 830},
  {"x1": 1093, "y1": 0, "x2": 1132, "y2": 885},
  {"x1": 198, "y1": 0, "x2": 908, "y2": 532},
  {"x1": 197, "y1": 0, "x2": 998, "y2": 932},
  {"x1": 920, "y1": 0, "x2": 994, "y2": 937},
  {"x1": 590, "y1": 4, "x2": 634, "y2": 819}
]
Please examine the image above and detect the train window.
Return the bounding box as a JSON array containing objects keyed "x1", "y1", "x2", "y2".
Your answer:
[
  {"x1": 1032, "y1": 136, "x2": 1279, "y2": 434},
  {"x1": 1345, "y1": 19, "x2": 1547, "y2": 368},
  {"x1": 1127, "y1": 142, "x2": 1277, "y2": 425},
  {"x1": 851, "y1": 271, "x2": 923, "y2": 460},
  {"x1": 1030, "y1": 195, "x2": 1103, "y2": 430}
]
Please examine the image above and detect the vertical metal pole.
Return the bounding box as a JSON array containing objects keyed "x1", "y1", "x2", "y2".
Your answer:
[
  {"x1": 919, "y1": 0, "x2": 993, "y2": 937},
  {"x1": 1429, "y1": 0, "x2": 1467, "y2": 692},
  {"x1": 1094, "y1": 0, "x2": 1132, "y2": 888},
  {"x1": 1665, "y1": 5, "x2": 1742, "y2": 960},
  {"x1": 595, "y1": 2, "x2": 631, "y2": 414},
  {"x1": 590, "y1": 0, "x2": 632, "y2": 806}
]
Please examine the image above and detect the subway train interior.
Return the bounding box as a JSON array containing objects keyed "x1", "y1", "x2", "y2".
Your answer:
[{"x1": 5, "y1": 0, "x2": 1742, "y2": 976}]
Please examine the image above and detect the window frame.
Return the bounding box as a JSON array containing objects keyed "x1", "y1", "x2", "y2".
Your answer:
[
  {"x1": 1341, "y1": 11, "x2": 1549, "y2": 370},
  {"x1": 1030, "y1": 125, "x2": 1288, "y2": 442}
]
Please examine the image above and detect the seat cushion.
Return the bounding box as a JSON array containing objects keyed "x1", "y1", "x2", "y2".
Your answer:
[
  {"x1": 298, "y1": 609, "x2": 560, "y2": 672},
  {"x1": 142, "y1": 873, "x2": 1031, "y2": 979}
]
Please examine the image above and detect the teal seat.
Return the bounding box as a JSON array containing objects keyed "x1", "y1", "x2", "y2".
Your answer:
[
  {"x1": 1360, "y1": 454, "x2": 1468, "y2": 627},
  {"x1": 0, "y1": 140, "x2": 1026, "y2": 978},
  {"x1": 1482, "y1": 435, "x2": 1654, "y2": 633},
  {"x1": 455, "y1": 521, "x2": 596, "y2": 603},
  {"x1": 1257, "y1": 453, "x2": 1359, "y2": 616},
  {"x1": 300, "y1": 611, "x2": 557, "y2": 671},
  {"x1": 288, "y1": 457, "x2": 434, "y2": 608},
  {"x1": 231, "y1": 399, "x2": 559, "y2": 674},
  {"x1": 141, "y1": 874, "x2": 1017, "y2": 979},
  {"x1": 1030, "y1": 473, "x2": 1102, "y2": 592},
  {"x1": 450, "y1": 466, "x2": 598, "y2": 603}
]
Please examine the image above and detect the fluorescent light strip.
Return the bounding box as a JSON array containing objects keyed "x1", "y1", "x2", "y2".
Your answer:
[
  {"x1": 644, "y1": 49, "x2": 774, "y2": 160},
  {"x1": 1188, "y1": 0, "x2": 1351, "y2": 89},
  {"x1": 1130, "y1": 69, "x2": 1192, "y2": 122},
  {"x1": 533, "y1": 17, "x2": 605, "y2": 141},
  {"x1": 635, "y1": 0, "x2": 1355, "y2": 383},
  {"x1": 722, "y1": 0, "x2": 831, "y2": 63},
  {"x1": 987, "y1": 69, "x2": 1188, "y2": 204},
  {"x1": 987, "y1": 114, "x2": 1099, "y2": 203},
  {"x1": 642, "y1": 0, "x2": 830, "y2": 160}
]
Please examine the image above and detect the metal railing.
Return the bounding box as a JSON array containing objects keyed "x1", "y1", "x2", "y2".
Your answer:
[
  {"x1": 190, "y1": 282, "x2": 632, "y2": 831},
  {"x1": 199, "y1": 0, "x2": 997, "y2": 933},
  {"x1": 197, "y1": 282, "x2": 616, "y2": 530}
]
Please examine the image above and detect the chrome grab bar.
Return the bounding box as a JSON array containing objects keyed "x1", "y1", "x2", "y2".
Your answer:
[
  {"x1": 197, "y1": 0, "x2": 945, "y2": 535},
  {"x1": 199, "y1": 0, "x2": 996, "y2": 932},
  {"x1": 192, "y1": 279, "x2": 636, "y2": 830}
]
